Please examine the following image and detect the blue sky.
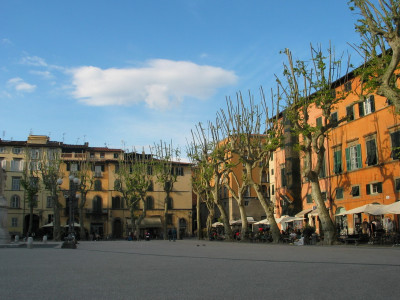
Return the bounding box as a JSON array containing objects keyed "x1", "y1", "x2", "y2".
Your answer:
[{"x1": 0, "y1": 0, "x2": 363, "y2": 155}]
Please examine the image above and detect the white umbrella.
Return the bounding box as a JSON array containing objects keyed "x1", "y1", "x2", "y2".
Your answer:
[
  {"x1": 254, "y1": 218, "x2": 270, "y2": 225},
  {"x1": 336, "y1": 203, "x2": 384, "y2": 216},
  {"x1": 42, "y1": 222, "x2": 54, "y2": 228},
  {"x1": 212, "y1": 222, "x2": 224, "y2": 228},
  {"x1": 372, "y1": 201, "x2": 400, "y2": 215}
]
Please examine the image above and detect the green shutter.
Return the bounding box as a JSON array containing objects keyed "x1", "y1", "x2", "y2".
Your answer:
[
  {"x1": 358, "y1": 102, "x2": 364, "y2": 117},
  {"x1": 366, "y1": 184, "x2": 371, "y2": 195},
  {"x1": 345, "y1": 148, "x2": 351, "y2": 171},
  {"x1": 356, "y1": 144, "x2": 362, "y2": 169},
  {"x1": 370, "y1": 95, "x2": 375, "y2": 112},
  {"x1": 377, "y1": 182, "x2": 382, "y2": 193}
]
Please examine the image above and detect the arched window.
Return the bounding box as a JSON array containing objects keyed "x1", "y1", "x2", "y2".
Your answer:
[
  {"x1": 146, "y1": 196, "x2": 154, "y2": 210},
  {"x1": 10, "y1": 195, "x2": 20, "y2": 208},
  {"x1": 93, "y1": 196, "x2": 102, "y2": 213},
  {"x1": 167, "y1": 197, "x2": 173, "y2": 210}
]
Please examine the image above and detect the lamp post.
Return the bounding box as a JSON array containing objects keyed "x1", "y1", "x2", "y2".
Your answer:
[{"x1": 58, "y1": 175, "x2": 80, "y2": 249}]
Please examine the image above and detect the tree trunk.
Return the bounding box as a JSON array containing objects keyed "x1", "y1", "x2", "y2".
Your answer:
[
  {"x1": 28, "y1": 204, "x2": 33, "y2": 237},
  {"x1": 215, "y1": 201, "x2": 233, "y2": 241},
  {"x1": 238, "y1": 204, "x2": 249, "y2": 241},
  {"x1": 196, "y1": 192, "x2": 201, "y2": 240},
  {"x1": 53, "y1": 194, "x2": 62, "y2": 241},
  {"x1": 163, "y1": 193, "x2": 169, "y2": 240},
  {"x1": 253, "y1": 183, "x2": 281, "y2": 243},
  {"x1": 79, "y1": 194, "x2": 87, "y2": 241},
  {"x1": 310, "y1": 179, "x2": 336, "y2": 245}
]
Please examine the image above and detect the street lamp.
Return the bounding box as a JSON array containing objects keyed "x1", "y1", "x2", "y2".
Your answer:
[{"x1": 58, "y1": 175, "x2": 80, "y2": 249}]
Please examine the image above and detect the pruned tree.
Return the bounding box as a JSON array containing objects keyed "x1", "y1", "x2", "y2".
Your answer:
[
  {"x1": 187, "y1": 144, "x2": 216, "y2": 240},
  {"x1": 152, "y1": 141, "x2": 179, "y2": 240},
  {"x1": 188, "y1": 122, "x2": 234, "y2": 241},
  {"x1": 349, "y1": 0, "x2": 400, "y2": 112},
  {"x1": 40, "y1": 148, "x2": 64, "y2": 241},
  {"x1": 276, "y1": 45, "x2": 350, "y2": 245},
  {"x1": 75, "y1": 153, "x2": 94, "y2": 241},
  {"x1": 218, "y1": 89, "x2": 283, "y2": 243},
  {"x1": 116, "y1": 150, "x2": 152, "y2": 237},
  {"x1": 21, "y1": 148, "x2": 40, "y2": 237}
]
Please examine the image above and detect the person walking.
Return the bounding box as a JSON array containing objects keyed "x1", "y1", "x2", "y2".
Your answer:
[{"x1": 172, "y1": 228, "x2": 177, "y2": 242}]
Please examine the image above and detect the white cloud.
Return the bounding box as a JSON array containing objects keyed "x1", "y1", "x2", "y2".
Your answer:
[
  {"x1": 70, "y1": 59, "x2": 238, "y2": 109},
  {"x1": 30, "y1": 70, "x2": 54, "y2": 79},
  {"x1": 7, "y1": 77, "x2": 36, "y2": 93},
  {"x1": 20, "y1": 55, "x2": 48, "y2": 67},
  {"x1": 1, "y1": 38, "x2": 12, "y2": 45}
]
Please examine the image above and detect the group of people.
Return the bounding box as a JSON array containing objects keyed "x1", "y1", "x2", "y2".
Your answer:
[{"x1": 361, "y1": 217, "x2": 395, "y2": 237}]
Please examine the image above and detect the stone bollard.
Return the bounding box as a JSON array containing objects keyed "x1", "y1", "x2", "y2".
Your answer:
[
  {"x1": 43, "y1": 235, "x2": 47, "y2": 244},
  {"x1": 27, "y1": 237, "x2": 33, "y2": 249},
  {"x1": 15, "y1": 235, "x2": 19, "y2": 243}
]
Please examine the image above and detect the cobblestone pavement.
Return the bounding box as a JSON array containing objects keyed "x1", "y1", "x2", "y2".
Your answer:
[{"x1": 1, "y1": 239, "x2": 399, "y2": 299}]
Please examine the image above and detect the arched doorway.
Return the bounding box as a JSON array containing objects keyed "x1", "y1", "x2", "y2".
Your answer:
[
  {"x1": 113, "y1": 218, "x2": 123, "y2": 239},
  {"x1": 179, "y1": 218, "x2": 187, "y2": 239},
  {"x1": 24, "y1": 214, "x2": 39, "y2": 236}
]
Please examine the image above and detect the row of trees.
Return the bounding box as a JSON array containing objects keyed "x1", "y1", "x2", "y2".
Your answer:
[
  {"x1": 19, "y1": 140, "x2": 181, "y2": 241},
  {"x1": 188, "y1": 0, "x2": 400, "y2": 245}
]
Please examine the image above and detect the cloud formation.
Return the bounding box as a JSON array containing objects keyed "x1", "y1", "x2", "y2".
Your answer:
[
  {"x1": 7, "y1": 77, "x2": 36, "y2": 93},
  {"x1": 70, "y1": 59, "x2": 238, "y2": 109}
]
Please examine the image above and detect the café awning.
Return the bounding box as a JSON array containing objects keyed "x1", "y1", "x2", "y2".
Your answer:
[
  {"x1": 138, "y1": 217, "x2": 162, "y2": 228},
  {"x1": 254, "y1": 218, "x2": 270, "y2": 225},
  {"x1": 335, "y1": 203, "x2": 384, "y2": 216},
  {"x1": 295, "y1": 209, "x2": 313, "y2": 218},
  {"x1": 230, "y1": 217, "x2": 256, "y2": 225}
]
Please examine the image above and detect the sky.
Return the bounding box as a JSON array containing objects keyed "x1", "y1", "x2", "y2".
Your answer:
[{"x1": 0, "y1": 0, "x2": 364, "y2": 156}]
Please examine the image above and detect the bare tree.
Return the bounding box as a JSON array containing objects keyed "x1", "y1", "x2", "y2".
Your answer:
[
  {"x1": 40, "y1": 148, "x2": 64, "y2": 241},
  {"x1": 276, "y1": 46, "x2": 350, "y2": 245},
  {"x1": 152, "y1": 141, "x2": 179, "y2": 240},
  {"x1": 349, "y1": 0, "x2": 400, "y2": 112},
  {"x1": 188, "y1": 122, "x2": 234, "y2": 241},
  {"x1": 21, "y1": 148, "x2": 40, "y2": 237},
  {"x1": 116, "y1": 151, "x2": 152, "y2": 238},
  {"x1": 218, "y1": 90, "x2": 283, "y2": 243}
]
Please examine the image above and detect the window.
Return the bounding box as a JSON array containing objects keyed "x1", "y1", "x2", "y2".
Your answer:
[
  {"x1": 167, "y1": 197, "x2": 173, "y2": 209},
  {"x1": 345, "y1": 144, "x2": 362, "y2": 171},
  {"x1": 336, "y1": 188, "x2": 344, "y2": 199},
  {"x1": 280, "y1": 165, "x2": 287, "y2": 187},
  {"x1": 114, "y1": 179, "x2": 121, "y2": 191},
  {"x1": 166, "y1": 214, "x2": 173, "y2": 225},
  {"x1": 271, "y1": 169, "x2": 274, "y2": 175},
  {"x1": 359, "y1": 95, "x2": 375, "y2": 117},
  {"x1": 319, "y1": 154, "x2": 326, "y2": 178},
  {"x1": 146, "y1": 196, "x2": 154, "y2": 210},
  {"x1": 175, "y1": 167, "x2": 184, "y2": 176},
  {"x1": 271, "y1": 185, "x2": 275, "y2": 195},
  {"x1": 244, "y1": 200, "x2": 249, "y2": 206},
  {"x1": 112, "y1": 196, "x2": 122, "y2": 209},
  {"x1": 365, "y1": 139, "x2": 378, "y2": 166},
  {"x1": 306, "y1": 194, "x2": 312, "y2": 203},
  {"x1": 94, "y1": 180, "x2": 102, "y2": 191},
  {"x1": 11, "y1": 218, "x2": 18, "y2": 227},
  {"x1": 147, "y1": 181, "x2": 153, "y2": 192},
  {"x1": 244, "y1": 186, "x2": 250, "y2": 197},
  {"x1": 390, "y1": 130, "x2": 400, "y2": 159},
  {"x1": 333, "y1": 149, "x2": 342, "y2": 174},
  {"x1": 366, "y1": 182, "x2": 383, "y2": 195},
  {"x1": 261, "y1": 185, "x2": 269, "y2": 198},
  {"x1": 346, "y1": 105, "x2": 354, "y2": 121},
  {"x1": 113, "y1": 153, "x2": 119, "y2": 159},
  {"x1": 0, "y1": 157, "x2": 6, "y2": 169},
  {"x1": 48, "y1": 214, "x2": 54, "y2": 223},
  {"x1": 261, "y1": 171, "x2": 269, "y2": 183},
  {"x1": 270, "y1": 152, "x2": 273, "y2": 161},
  {"x1": 344, "y1": 81, "x2": 352, "y2": 92},
  {"x1": 316, "y1": 117, "x2": 322, "y2": 127},
  {"x1": 94, "y1": 165, "x2": 104, "y2": 177},
  {"x1": 11, "y1": 159, "x2": 23, "y2": 171},
  {"x1": 351, "y1": 186, "x2": 360, "y2": 197},
  {"x1": 10, "y1": 195, "x2": 20, "y2": 208},
  {"x1": 30, "y1": 148, "x2": 40, "y2": 159},
  {"x1": 100, "y1": 152, "x2": 105, "y2": 158},
  {"x1": 12, "y1": 147, "x2": 22, "y2": 154},
  {"x1": 396, "y1": 178, "x2": 400, "y2": 192},
  {"x1": 11, "y1": 177, "x2": 21, "y2": 191},
  {"x1": 92, "y1": 196, "x2": 102, "y2": 213},
  {"x1": 70, "y1": 163, "x2": 78, "y2": 172},
  {"x1": 330, "y1": 112, "x2": 338, "y2": 128},
  {"x1": 90, "y1": 152, "x2": 95, "y2": 158},
  {"x1": 0, "y1": 147, "x2": 4, "y2": 153},
  {"x1": 147, "y1": 166, "x2": 153, "y2": 175},
  {"x1": 46, "y1": 196, "x2": 53, "y2": 208}
]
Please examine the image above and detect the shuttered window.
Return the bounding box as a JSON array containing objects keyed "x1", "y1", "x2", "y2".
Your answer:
[{"x1": 345, "y1": 144, "x2": 362, "y2": 171}]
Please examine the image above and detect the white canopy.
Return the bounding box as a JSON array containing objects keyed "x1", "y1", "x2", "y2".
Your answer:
[
  {"x1": 230, "y1": 217, "x2": 256, "y2": 225},
  {"x1": 254, "y1": 218, "x2": 270, "y2": 225},
  {"x1": 335, "y1": 203, "x2": 384, "y2": 216},
  {"x1": 212, "y1": 222, "x2": 224, "y2": 227},
  {"x1": 368, "y1": 201, "x2": 400, "y2": 215},
  {"x1": 295, "y1": 209, "x2": 313, "y2": 217}
]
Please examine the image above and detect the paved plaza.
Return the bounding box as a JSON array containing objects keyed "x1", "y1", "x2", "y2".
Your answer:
[{"x1": 1, "y1": 239, "x2": 399, "y2": 299}]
